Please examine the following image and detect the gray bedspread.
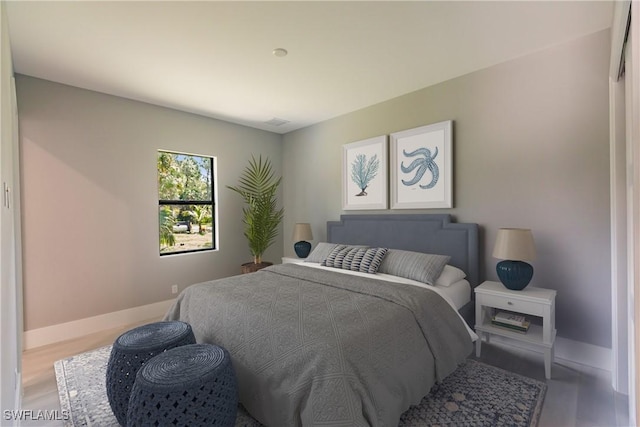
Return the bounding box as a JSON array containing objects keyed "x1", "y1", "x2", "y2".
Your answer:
[{"x1": 164, "y1": 263, "x2": 472, "y2": 427}]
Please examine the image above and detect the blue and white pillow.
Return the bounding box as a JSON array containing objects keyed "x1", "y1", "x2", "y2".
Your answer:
[
  {"x1": 323, "y1": 245, "x2": 388, "y2": 274},
  {"x1": 359, "y1": 247, "x2": 388, "y2": 274},
  {"x1": 321, "y1": 245, "x2": 348, "y2": 267}
]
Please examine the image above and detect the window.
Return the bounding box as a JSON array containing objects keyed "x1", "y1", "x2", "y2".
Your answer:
[{"x1": 157, "y1": 151, "x2": 216, "y2": 255}]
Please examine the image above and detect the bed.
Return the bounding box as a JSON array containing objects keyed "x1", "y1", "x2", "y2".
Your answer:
[{"x1": 165, "y1": 214, "x2": 479, "y2": 427}]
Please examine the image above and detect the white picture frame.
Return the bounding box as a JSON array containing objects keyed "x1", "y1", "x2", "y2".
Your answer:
[
  {"x1": 390, "y1": 120, "x2": 452, "y2": 209},
  {"x1": 342, "y1": 135, "x2": 388, "y2": 210}
]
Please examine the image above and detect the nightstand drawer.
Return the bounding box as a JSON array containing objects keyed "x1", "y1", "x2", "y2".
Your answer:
[{"x1": 477, "y1": 294, "x2": 545, "y2": 316}]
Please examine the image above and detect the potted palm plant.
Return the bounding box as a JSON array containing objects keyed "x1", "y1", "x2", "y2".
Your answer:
[{"x1": 227, "y1": 156, "x2": 284, "y2": 273}]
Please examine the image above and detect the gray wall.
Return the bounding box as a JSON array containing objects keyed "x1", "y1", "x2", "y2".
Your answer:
[
  {"x1": 282, "y1": 30, "x2": 611, "y2": 348},
  {"x1": 17, "y1": 76, "x2": 283, "y2": 330}
]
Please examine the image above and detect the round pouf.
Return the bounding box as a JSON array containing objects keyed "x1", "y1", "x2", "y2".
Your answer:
[
  {"x1": 127, "y1": 344, "x2": 238, "y2": 427},
  {"x1": 106, "y1": 321, "x2": 196, "y2": 426}
]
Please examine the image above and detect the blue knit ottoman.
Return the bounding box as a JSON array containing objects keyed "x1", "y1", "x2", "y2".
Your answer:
[
  {"x1": 105, "y1": 321, "x2": 196, "y2": 426},
  {"x1": 127, "y1": 344, "x2": 238, "y2": 427}
]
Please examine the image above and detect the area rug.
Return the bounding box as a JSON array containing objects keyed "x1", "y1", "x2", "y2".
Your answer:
[{"x1": 55, "y1": 346, "x2": 546, "y2": 427}]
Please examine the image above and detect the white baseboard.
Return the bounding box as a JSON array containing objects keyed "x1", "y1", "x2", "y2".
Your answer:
[
  {"x1": 23, "y1": 299, "x2": 175, "y2": 350},
  {"x1": 554, "y1": 336, "x2": 612, "y2": 371},
  {"x1": 487, "y1": 334, "x2": 612, "y2": 372}
]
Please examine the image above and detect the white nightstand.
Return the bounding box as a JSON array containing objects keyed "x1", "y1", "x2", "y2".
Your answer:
[
  {"x1": 475, "y1": 281, "x2": 557, "y2": 379},
  {"x1": 282, "y1": 257, "x2": 304, "y2": 264}
]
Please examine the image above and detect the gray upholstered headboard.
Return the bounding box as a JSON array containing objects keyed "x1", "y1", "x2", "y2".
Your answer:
[{"x1": 327, "y1": 214, "x2": 480, "y2": 287}]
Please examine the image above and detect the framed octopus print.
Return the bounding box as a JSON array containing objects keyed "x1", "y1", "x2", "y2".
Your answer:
[
  {"x1": 342, "y1": 135, "x2": 388, "y2": 210},
  {"x1": 390, "y1": 120, "x2": 452, "y2": 209}
]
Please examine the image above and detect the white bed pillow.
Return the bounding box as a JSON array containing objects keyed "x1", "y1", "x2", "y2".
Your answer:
[{"x1": 435, "y1": 265, "x2": 467, "y2": 287}]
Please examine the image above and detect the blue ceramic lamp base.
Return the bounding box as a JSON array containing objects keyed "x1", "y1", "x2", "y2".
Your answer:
[
  {"x1": 294, "y1": 241, "x2": 311, "y2": 258},
  {"x1": 496, "y1": 260, "x2": 533, "y2": 291}
]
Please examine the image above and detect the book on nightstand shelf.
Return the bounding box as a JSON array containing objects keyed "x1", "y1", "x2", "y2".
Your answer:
[
  {"x1": 491, "y1": 317, "x2": 530, "y2": 333},
  {"x1": 493, "y1": 311, "x2": 527, "y2": 327}
]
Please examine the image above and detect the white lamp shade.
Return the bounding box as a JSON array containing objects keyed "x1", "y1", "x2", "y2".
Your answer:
[
  {"x1": 293, "y1": 223, "x2": 313, "y2": 242},
  {"x1": 492, "y1": 228, "x2": 536, "y2": 261}
]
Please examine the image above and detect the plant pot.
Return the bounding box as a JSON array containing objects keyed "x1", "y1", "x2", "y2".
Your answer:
[{"x1": 241, "y1": 262, "x2": 273, "y2": 274}]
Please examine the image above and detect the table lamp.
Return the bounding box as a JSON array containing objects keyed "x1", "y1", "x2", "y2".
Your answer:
[
  {"x1": 492, "y1": 228, "x2": 536, "y2": 290},
  {"x1": 293, "y1": 223, "x2": 313, "y2": 258}
]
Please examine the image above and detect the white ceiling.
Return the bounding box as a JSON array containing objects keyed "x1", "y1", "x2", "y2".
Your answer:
[{"x1": 6, "y1": 1, "x2": 614, "y2": 134}]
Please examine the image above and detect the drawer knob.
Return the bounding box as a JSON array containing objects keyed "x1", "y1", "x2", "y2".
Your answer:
[{"x1": 507, "y1": 301, "x2": 513, "y2": 305}]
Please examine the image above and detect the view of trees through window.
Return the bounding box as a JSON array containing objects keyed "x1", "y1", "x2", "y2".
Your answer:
[{"x1": 158, "y1": 151, "x2": 215, "y2": 255}]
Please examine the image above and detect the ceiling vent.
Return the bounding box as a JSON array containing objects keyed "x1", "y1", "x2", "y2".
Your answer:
[{"x1": 264, "y1": 117, "x2": 290, "y2": 127}]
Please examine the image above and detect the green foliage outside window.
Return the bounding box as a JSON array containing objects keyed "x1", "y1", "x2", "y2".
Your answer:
[{"x1": 157, "y1": 151, "x2": 215, "y2": 255}]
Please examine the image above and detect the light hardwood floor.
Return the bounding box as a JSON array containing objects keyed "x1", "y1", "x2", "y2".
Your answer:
[
  {"x1": 21, "y1": 322, "x2": 629, "y2": 427},
  {"x1": 21, "y1": 319, "x2": 160, "y2": 427}
]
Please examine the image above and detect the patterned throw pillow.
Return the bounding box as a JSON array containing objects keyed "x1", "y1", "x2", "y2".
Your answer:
[
  {"x1": 342, "y1": 246, "x2": 360, "y2": 270},
  {"x1": 330, "y1": 246, "x2": 351, "y2": 269},
  {"x1": 359, "y1": 247, "x2": 388, "y2": 274},
  {"x1": 321, "y1": 245, "x2": 348, "y2": 267},
  {"x1": 350, "y1": 248, "x2": 368, "y2": 271},
  {"x1": 322, "y1": 245, "x2": 388, "y2": 274}
]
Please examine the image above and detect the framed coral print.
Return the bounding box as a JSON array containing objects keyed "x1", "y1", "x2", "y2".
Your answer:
[
  {"x1": 390, "y1": 120, "x2": 452, "y2": 209},
  {"x1": 342, "y1": 135, "x2": 388, "y2": 210}
]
